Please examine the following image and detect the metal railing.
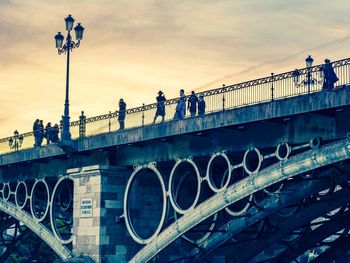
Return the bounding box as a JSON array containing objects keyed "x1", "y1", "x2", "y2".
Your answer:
[{"x1": 1, "y1": 57, "x2": 350, "y2": 155}]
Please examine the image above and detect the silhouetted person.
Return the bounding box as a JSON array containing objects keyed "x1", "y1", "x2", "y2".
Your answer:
[
  {"x1": 174, "y1": 89, "x2": 186, "y2": 120},
  {"x1": 321, "y1": 59, "x2": 338, "y2": 91},
  {"x1": 44, "y1": 122, "x2": 52, "y2": 144},
  {"x1": 118, "y1": 98, "x2": 126, "y2": 130},
  {"x1": 51, "y1": 124, "x2": 60, "y2": 143},
  {"x1": 37, "y1": 120, "x2": 44, "y2": 146},
  {"x1": 153, "y1": 90, "x2": 166, "y2": 123},
  {"x1": 33, "y1": 119, "x2": 39, "y2": 146},
  {"x1": 198, "y1": 95, "x2": 206, "y2": 115},
  {"x1": 188, "y1": 91, "x2": 198, "y2": 117}
]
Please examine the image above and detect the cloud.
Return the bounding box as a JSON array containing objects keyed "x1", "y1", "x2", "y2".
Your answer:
[{"x1": 0, "y1": 0, "x2": 350, "y2": 138}]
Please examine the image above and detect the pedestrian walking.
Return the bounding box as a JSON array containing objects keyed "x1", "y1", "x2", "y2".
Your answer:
[
  {"x1": 321, "y1": 59, "x2": 338, "y2": 90},
  {"x1": 118, "y1": 98, "x2": 126, "y2": 130},
  {"x1": 153, "y1": 90, "x2": 166, "y2": 123},
  {"x1": 33, "y1": 119, "x2": 39, "y2": 146},
  {"x1": 188, "y1": 91, "x2": 198, "y2": 117},
  {"x1": 198, "y1": 94, "x2": 206, "y2": 115},
  {"x1": 174, "y1": 89, "x2": 186, "y2": 120}
]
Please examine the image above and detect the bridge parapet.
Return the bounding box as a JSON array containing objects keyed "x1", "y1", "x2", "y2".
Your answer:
[
  {"x1": 0, "y1": 86, "x2": 350, "y2": 170},
  {"x1": 1, "y1": 57, "x2": 350, "y2": 155}
]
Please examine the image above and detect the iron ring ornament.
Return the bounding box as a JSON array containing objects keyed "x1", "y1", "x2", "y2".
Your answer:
[
  {"x1": 123, "y1": 163, "x2": 168, "y2": 245},
  {"x1": 122, "y1": 140, "x2": 319, "y2": 245}
]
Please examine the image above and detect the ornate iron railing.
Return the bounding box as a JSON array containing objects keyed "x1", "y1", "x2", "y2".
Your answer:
[{"x1": 1, "y1": 57, "x2": 350, "y2": 154}]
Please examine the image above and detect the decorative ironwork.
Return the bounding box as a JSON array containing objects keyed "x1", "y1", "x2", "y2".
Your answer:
[
  {"x1": 54, "y1": 14, "x2": 85, "y2": 142},
  {"x1": 1, "y1": 56, "x2": 350, "y2": 154},
  {"x1": 79, "y1": 111, "x2": 86, "y2": 138},
  {"x1": 8, "y1": 130, "x2": 23, "y2": 151}
]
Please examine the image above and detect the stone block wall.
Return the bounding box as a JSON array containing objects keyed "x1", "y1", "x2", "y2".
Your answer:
[{"x1": 70, "y1": 165, "x2": 139, "y2": 263}]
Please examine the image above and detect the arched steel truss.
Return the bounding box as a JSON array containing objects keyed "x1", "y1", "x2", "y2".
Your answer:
[
  {"x1": 0, "y1": 176, "x2": 74, "y2": 261},
  {"x1": 130, "y1": 137, "x2": 350, "y2": 262},
  {"x1": 0, "y1": 198, "x2": 72, "y2": 260}
]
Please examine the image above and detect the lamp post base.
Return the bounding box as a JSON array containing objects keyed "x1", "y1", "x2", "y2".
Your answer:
[
  {"x1": 57, "y1": 139, "x2": 77, "y2": 153},
  {"x1": 61, "y1": 115, "x2": 71, "y2": 141}
]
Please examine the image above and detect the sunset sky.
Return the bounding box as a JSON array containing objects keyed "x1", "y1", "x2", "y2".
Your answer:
[{"x1": 1, "y1": 0, "x2": 350, "y2": 137}]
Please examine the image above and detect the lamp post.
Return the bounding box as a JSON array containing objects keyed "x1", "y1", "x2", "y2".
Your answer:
[
  {"x1": 8, "y1": 130, "x2": 23, "y2": 151},
  {"x1": 292, "y1": 55, "x2": 320, "y2": 94},
  {"x1": 305, "y1": 55, "x2": 314, "y2": 93},
  {"x1": 54, "y1": 15, "x2": 85, "y2": 141}
]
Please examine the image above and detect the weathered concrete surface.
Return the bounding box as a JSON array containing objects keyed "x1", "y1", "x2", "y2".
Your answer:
[{"x1": 1, "y1": 87, "x2": 350, "y2": 178}]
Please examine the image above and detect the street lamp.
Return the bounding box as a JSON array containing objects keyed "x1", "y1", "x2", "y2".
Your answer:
[
  {"x1": 54, "y1": 14, "x2": 85, "y2": 141},
  {"x1": 291, "y1": 55, "x2": 320, "y2": 94},
  {"x1": 8, "y1": 130, "x2": 24, "y2": 151}
]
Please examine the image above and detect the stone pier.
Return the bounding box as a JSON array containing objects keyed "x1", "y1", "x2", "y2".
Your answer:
[{"x1": 70, "y1": 165, "x2": 138, "y2": 263}]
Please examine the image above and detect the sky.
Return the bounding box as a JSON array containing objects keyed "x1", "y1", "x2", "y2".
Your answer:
[{"x1": 1, "y1": 0, "x2": 350, "y2": 137}]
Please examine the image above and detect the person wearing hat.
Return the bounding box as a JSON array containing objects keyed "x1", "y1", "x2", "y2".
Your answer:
[
  {"x1": 322, "y1": 59, "x2": 338, "y2": 91},
  {"x1": 153, "y1": 90, "x2": 166, "y2": 123}
]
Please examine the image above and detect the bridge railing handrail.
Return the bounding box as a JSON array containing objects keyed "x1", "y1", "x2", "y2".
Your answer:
[
  {"x1": 1, "y1": 56, "x2": 350, "y2": 151},
  {"x1": 70, "y1": 56, "x2": 350, "y2": 126}
]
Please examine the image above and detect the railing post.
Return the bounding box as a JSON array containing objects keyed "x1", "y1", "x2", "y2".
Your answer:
[
  {"x1": 108, "y1": 111, "x2": 112, "y2": 133},
  {"x1": 222, "y1": 84, "x2": 226, "y2": 111},
  {"x1": 79, "y1": 111, "x2": 86, "y2": 138},
  {"x1": 142, "y1": 103, "x2": 145, "y2": 127},
  {"x1": 271, "y1": 73, "x2": 274, "y2": 101},
  {"x1": 307, "y1": 69, "x2": 311, "y2": 94}
]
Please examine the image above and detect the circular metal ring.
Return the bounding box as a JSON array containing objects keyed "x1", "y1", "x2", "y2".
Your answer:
[
  {"x1": 206, "y1": 152, "x2": 232, "y2": 193},
  {"x1": 124, "y1": 164, "x2": 167, "y2": 245},
  {"x1": 168, "y1": 158, "x2": 201, "y2": 215},
  {"x1": 173, "y1": 169, "x2": 217, "y2": 245},
  {"x1": 2, "y1": 183, "x2": 11, "y2": 201},
  {"x1": 225, "y1": 194, "x2": 253, "y2": 217},
  {"x1": 30, "y1": 179, "x2": 50, "y2": 222},
  {"x1": 50, "y1": 176, "x2": 73, "y2": 244},
  {"x1": 15, "y1": 181, "x2": 28, "y2": 209},
  {"x1": 58, "y1": 181, "x2": 73, "y2": 211},
  {"x1": 175, "y1": 210, "x2": 218, "y2": 245},
  {"x1": 309, "y1": 137, "x2": 321, "y2": 149},
  {"x1": 243, "y1": 148, "x2": 263, "y2": 175},
  {"x1": 275, "y1": 142, "x2": 291, "y2": 161}
]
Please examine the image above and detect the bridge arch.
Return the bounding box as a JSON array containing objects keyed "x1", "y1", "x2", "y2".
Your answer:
[
  {"x1": 130, "y1": 138, "x2": 350, "y2": 262},
  {"x1": 0, "y1": 193, "x2": 72, "y2": 261}
]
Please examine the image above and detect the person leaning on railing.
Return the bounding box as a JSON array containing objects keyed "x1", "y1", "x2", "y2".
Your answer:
[
  {"x1": 321, "y1": 59, "x2": 339, "y2": 91},
  {"x1": 51, "y1": 123, "x2": 60, "y2": 143},
  {"x1": 198, "y1": 94, "x2": 206, "y2": 115}
]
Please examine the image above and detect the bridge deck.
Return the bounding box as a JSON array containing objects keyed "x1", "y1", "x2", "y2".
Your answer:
[{"x1": 0, "y1": 86, "x2": 349, "y2": 167}]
